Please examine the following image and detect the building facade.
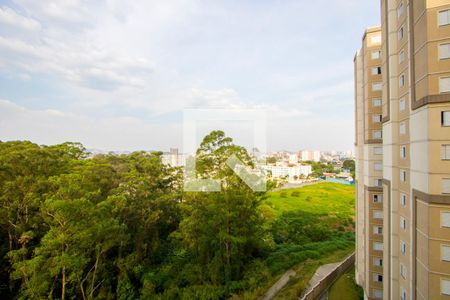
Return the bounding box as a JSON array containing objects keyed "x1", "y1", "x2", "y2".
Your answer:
[
  {"x1": 261, "y1": 163, "x2": 312, "y2": 181},
  {"x1": 355, "y1": 26, "x2": 385, "y2": 299},
  {"x1": 161, "y1": 148, "x2": 186, "y2": 167},
  {"x1": 355, "y1": 1, "x2": 450, "y2": 299},
  {"x1": 298, "y1": 150, "x2": 321, "y2": 162}
]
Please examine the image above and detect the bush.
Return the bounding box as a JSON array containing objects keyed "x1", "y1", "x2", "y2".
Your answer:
[{"x1": 291, "y1": 191, "x2": 300, "y2": 197}]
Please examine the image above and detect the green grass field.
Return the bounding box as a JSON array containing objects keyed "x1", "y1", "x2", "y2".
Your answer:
[
  {"x1": 261, "y1": 182, "x2": 355, "y2": 221},
  {"x1": 328, "y1": 266, "x2": 364, "y2": 300},
  {"x1": 258, "y1": 182, "x2": 357, "y2": 299}
]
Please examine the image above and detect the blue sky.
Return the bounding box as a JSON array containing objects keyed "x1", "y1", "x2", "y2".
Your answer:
[{"x1": 0, "y1": 0, "x2": 380, "y2": 151}]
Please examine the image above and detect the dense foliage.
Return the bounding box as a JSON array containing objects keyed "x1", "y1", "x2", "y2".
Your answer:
[
  {"x1": 308, "y1": 161, "x2": 335, "y2": 178},
  {"x1": 260, "y1": 184, "x2": 355, "y2": 278},
  {"x1": 0, "y1": 132, "x2": 355, "y2": 299}
]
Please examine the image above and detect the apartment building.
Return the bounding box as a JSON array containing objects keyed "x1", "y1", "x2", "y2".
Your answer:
[
  {"x1": 355, "y1": 26, "x2": 385, "y2": 299},
  {"x1": 162, "y1": 148, "x2": 186, "y2": 167},
  {"x1": 355, "y1": 1, "x2": 450, "y2": 299},
  {"x1": 298, "y1": 150, "x2": 321, "y2": 162}
]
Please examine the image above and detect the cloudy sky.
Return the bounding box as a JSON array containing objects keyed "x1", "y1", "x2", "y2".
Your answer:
[{"x1": 0, "y1": 0, "x2": 380, "y2": 152}]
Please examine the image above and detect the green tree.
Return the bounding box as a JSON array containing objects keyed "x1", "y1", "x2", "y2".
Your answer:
[
  {"x1": 178, "y1": 131, "x2": 268, "y2": 290},
  {"x1": 0, "y1": 141, "x2": 86, "y2": 297},
  {"x1": 9, "y1": 161, "x2": 125, "y2": 299},
  {"x1": 343, "y1": 160, "x2": 355, "y2": 171},
  {"x1": 266, "y1": 156, "x2": 277, "y2": 164}
]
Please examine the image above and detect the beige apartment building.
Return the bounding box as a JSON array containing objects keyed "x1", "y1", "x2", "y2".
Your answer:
[
  {"x1": 355, "y1": 1, "x2": 450, "y2": 299},
  {"x1": 355, "y1": 26, "x2": 385, "y2": 299}
]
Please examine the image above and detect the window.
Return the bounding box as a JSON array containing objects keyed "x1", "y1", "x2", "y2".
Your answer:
[
  {"x1": 400, "y1": 216, "x2": 407, "y2": 230},
  {"x1": 373, "y1": 289, "x2": 383, "y2": 299},
  {"x1": 374, "y1": 179, "x2": 383, "y2": 187},
  {"x1": 399, "y1": 50, "x2": 405, "y2": 64},
  {"x1": 400, "y1": 263, "x2": 407, "y2": 279},
  {"x1": 400, "y1": 146, "x2": 407, "y2": 159},
  {"x1": 373, "y1": 114, "x2": 382, "y2": 123},
  {"x1": 399, "y1": 98, "x2": 406, "y2": 111},
  {"x1": 397, "y1": 2, "x2": 404, "y2": 18},
  {"x1": 439, "y1": 9, "x2": 450, "y2": 26},
  {"x1": 374, "y1": 242, "x2": 384, "y2": 251},
  {"x1": 373, "y1": 130, "x2": 382, "y2": 139},
  {"x1": 373, "y1": 274, "x2": 383, "y2": 282},
  {"x1": 372, "y1": 82, "x2": 382, "y2": 91},
  {"x1": 373, "y1": 257, "x2": 383, "y2": 267},
  {"x1": 442, "y1": 245, "x2": 450, "y2": 261},
  {"x1": 442, "y1": 212, "x2": 450, "y2": 228},
  {"x1": 439, "y1": 43, "x2": 450, "y2": 60},
  {"x1": 442, "y1": 145, "x2": 450, "y2": 160},
  {"x1": 401, "y1": 287, "x2": 407, "y2": 300},
  {"x1": 400, "y1": 170, "x2": 407, "y2": 182},
  {"x1": 374, "y1": 162, "x2": 382, "y2": 171},
  {"x1": 371, "y1": 35, "x2": 381, "y2": 44},
  {"x1": 400, "y1": 122, "x2": 406, "y2": 135},
  {"x1": 374, "y1": 226, "x2": 383, "y2": 234},
  {"x1": 374, "y1": 147, "x2": 383, "y2": 155},
  {"x1": 443, "y1": 179, "x2": 450, "y2": 194},
  {"x1": 440, "y1": 78, "x2": 450, "y2": 93},
  {"x1": 400, "y1": 240, "x2": 407, "y2": 255},
  {"x1": 372, "y1": 66, "x2": 382, "y2": 75},
  {"x1": 374, "y1": 210, "x2": 383, "y2": 219},
  {"x1": 373, "y1": 98, "x2": 382, "y2": 107},
  {"x1": 398, "y1": 27, "x2": 404, "y2": 40},
  {"x1": 372, "y1": 50, "x2": 381, "y2": 60},
  {"x1": 399, "y1": 74, "x2": 405, "y2": 87},
  {"x1": 442, "y1": 279, "x2": 450, "y2": 296},
  {"x1": 442, "y1": 111, "x2": 450, "y2": 126},
  {"x1": 401, "y1": 193, "x2": 407, "y2": 206},
  {"x1": 373, "y1": 194, "x2": 383, "y2": 203}
]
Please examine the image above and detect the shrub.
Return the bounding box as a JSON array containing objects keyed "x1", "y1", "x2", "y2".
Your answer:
[{"x1": 291, "y1": 191, "x2": 300, "y2": 197}]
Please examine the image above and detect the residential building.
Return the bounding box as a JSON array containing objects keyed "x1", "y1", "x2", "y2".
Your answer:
[
  {"x1": 261, "y1": 163, "x2": 312, "y2": 182},
  {"x1": 289, "y1": 153, "x2": 299, "y2": 164},
  {"x1": 298, "y1": 150, "x2": 321, "y2": 162},
  {"x1": 355, "y1": 1, "x2": 450, "y2": 299},
  {"x1": 161, "y1": 148, "x2": 186, "y2": 167},
  {"x1": 355, "y1": 26, "x2": 385, "y2": 299}
]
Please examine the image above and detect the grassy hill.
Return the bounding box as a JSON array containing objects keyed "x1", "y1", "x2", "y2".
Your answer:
[
  {"x1": 261, "y1": 182, "x2": 355, "y2": 220},
  {"x1": 251, "y1": 182, "x2": 356, "y2": 299}
]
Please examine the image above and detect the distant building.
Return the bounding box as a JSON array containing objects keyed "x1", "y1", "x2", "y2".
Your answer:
[
  {"x1": 288, "y1": 153, "x2": 298, "y2": 164},
  {"x1": 298, "y1": 150, "x2": 321, "y2": 162},
  {"x1": 161, "y1": 148, "x2": 186, "y2": 167},
  {"x1": 344, "y1": 149, "x2": 354, "y2": 159},
  {"x1": 261, "y1": 163, "x2": 311, "y2": 182}
]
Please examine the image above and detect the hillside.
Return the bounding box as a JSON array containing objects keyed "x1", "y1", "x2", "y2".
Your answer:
[{"x1": 253, "y1": 182, "x2": 356, "y2": 299}]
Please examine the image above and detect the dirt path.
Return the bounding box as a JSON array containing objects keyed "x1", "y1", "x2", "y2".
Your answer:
[
  {"x1": 302, "y1": 262, "x2": 341, "y2": 295},
  {"x1": 261, "y1": 270, "x2": 296, "y2": 300}
]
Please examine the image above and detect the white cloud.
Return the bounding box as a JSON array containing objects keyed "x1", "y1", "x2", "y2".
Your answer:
[
  {"x1": 0, "y1": 34, "x2": 154, "y2": 90},
  {"x1": 0, "y1": 6, "x2": 41, "y2": 31},
  {"x1": 0, "y1": 99, "x2": 347, "y2": 152},
  {"x1": 0, "y1": 99, "x2": 180, "y2": 151},
  {"x1": 266, "y1": 115, "x2": 354, "y2": 152},
  {"x1": 0, "y1": 0, "x2": 379, "y2": 151},
  {"x1": 12, "y1": 0, "x2": 93, "y2": 25}
]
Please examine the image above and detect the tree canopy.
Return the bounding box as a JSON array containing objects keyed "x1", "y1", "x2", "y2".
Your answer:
[
  {"x1": 0, "y1": 132, "x2": 270, "y2": 299},
  {"x1": 0, "y1": 133, "x2": 355, "y2": 299}
]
